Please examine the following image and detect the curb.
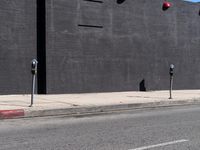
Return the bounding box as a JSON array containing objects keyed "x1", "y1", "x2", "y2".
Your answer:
[
  {"x1": 1, "y1": 99, "x2": 200, "y2": 119},
  {"x1": 0, "y1": 109, "x2": 25, "y2": 119},
  {"x1": 24, "y1": 99, "x2": 200, "y2": 118}
]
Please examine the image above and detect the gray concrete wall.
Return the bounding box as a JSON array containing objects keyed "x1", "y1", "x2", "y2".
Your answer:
[
  {"x1": 0, "y1": 0, "x2": 199, "y2": 94},
  {"x1": 0, "y1": 1, "x2": 36, "y2": 94},
  {"x1": 46, "y1": 0, "x2": 200, "y2": 93}
]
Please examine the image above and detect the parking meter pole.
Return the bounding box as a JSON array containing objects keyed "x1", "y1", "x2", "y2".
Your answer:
[
  {"x1": 30, "y1": 59, "x2": 38, "y2": 107},
  {"x1": 169, "y1": 75, "x2": 173, "y2": 99},
  {"x1": 31, "y1": 74, "x2": 36, "y2": 107},
  {"x1": 169, "y1": 64, "x2": 174, "y2": 99}
]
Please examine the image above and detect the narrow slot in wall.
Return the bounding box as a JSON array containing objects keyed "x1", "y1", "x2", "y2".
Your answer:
[{"x1": 37, "y1": 0, "x2": 47, "y2": 94}]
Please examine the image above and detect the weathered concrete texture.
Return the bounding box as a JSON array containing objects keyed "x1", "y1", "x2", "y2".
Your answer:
[
  {"x1": 0, "y1": 1, "x2": 36, "y2": 94},
  {"x1": 1, "y1": 90, "x2": 200, "y2": 119},
  {"x1": 46, "y1": 0, "x2": 200, "y2": 94}
]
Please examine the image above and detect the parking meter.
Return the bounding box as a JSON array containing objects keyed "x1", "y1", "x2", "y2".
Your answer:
[
  {"x1": 169, "y1": 64, "x2": 174, "y2": 77},
  {"x1": 169, "y1": 64, "x2": 174, "y2": 99},
  {"x1": 31, "y1": 59, "x2": 38, "y2": 75},
  {"x1": 30, "y1": 59, "x2": 38, "y2": 107}
]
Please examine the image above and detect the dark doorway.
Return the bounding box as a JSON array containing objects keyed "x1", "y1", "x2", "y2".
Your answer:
[{"x1": 37, "y1": 0, "x2": 46, "y2": 94}]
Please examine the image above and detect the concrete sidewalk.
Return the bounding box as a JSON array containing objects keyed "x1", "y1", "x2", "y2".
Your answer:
[{"x1": 1, "y1": 90, "x2": 200, "y2": 119}]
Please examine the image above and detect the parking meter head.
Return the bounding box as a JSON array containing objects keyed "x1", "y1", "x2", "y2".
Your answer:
[
  {"x1": 169, "y1": 64, "x2": 174, "y2": 76},
  {"x1": 32, "y1": 61, "x2": 36, "y2": 68},
  {"x1": 170, "y1": 64, "x2": 174, "y2": 69},
  {"x1": 31, "y1": 59, "x2": 38, "y2": 75}
]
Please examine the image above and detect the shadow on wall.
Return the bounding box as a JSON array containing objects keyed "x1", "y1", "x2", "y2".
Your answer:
[
  {"x1": 139, "y1": 79, "x2": 146, "y2": 91},
  {"x1": 117, "y1": 0, "x2": 126, "y2": 4}
]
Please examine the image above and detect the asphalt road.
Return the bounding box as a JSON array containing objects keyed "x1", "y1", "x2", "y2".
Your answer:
[{"x1": 1, "y1": 105, "x2": 200, "y2": 150}]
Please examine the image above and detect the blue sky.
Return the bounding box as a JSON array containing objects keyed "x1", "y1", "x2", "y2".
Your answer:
[{"x1": 183, "y1": 0, "x2": 200, "y2": 2}]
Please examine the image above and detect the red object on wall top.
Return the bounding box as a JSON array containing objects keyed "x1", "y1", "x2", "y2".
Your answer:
[{"x1": 162, "y1": 1, "x2": 171, "y2": 10}]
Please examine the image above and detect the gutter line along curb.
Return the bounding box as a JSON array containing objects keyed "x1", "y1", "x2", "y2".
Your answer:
[
  {"x1": 24, "y1": 99, "x2": 200, "y2": 118},
  {"x1": 1, "y1": 99, "x2": 200, "y2": 119}
]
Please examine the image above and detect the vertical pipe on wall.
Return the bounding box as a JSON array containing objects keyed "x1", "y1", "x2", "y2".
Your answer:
[{"x1": 37, "y1": 0, "x2": 47, "y2": 94}]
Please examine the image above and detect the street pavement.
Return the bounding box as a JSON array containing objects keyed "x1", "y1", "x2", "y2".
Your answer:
[
  {"x1": 0, "y1": 105, "x2": 200, "y2": 150},
  {"x1": 1, "y1": 90, "x2": 200, "y2": 119}
]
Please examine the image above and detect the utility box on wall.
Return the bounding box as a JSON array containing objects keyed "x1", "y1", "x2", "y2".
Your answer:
[{"x1": 0, "y1": 1, "x2": 36, "y2": 94}]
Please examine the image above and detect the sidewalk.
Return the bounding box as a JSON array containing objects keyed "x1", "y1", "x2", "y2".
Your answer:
[{"x1": 1, "y1": 90, "x2": 200, "y2": 119}]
